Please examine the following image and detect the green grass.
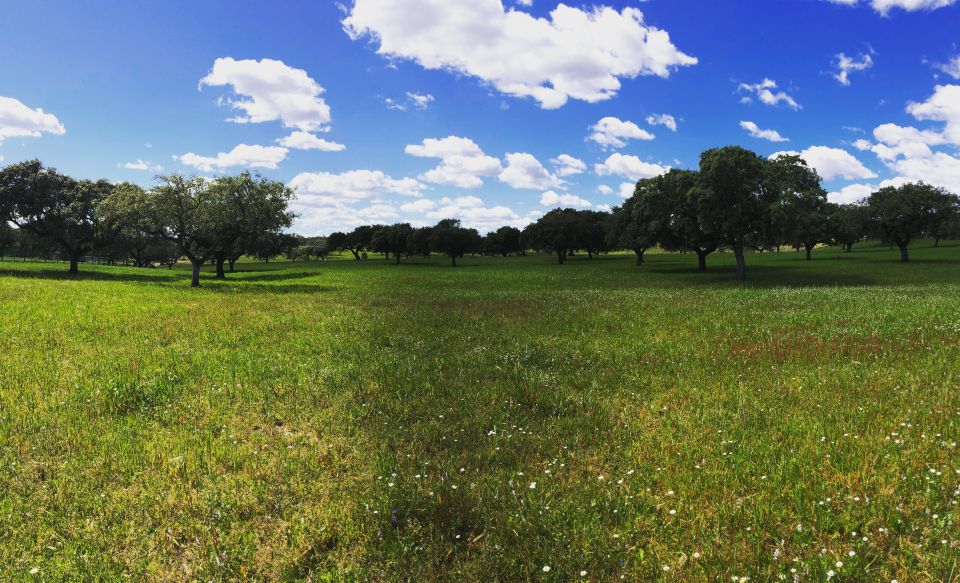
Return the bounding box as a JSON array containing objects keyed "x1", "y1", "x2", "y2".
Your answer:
[{"x1": 2, "y1": 241, "x2": 960, "y2": 581}]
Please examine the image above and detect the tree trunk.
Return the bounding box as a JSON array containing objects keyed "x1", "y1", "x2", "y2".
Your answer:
[
  {"x1": 68, "y1": 253, "x2": 80, "y2": 274},
  {"x1": 804, "y1": 243, "x2": 813, "y2": 261},
  {"x1": 898, "y1": 241, "x2": 909, "y2": 263},
  {"x1": 191, "y1": 259, "x2": 202, "y2": 287},
  {"x1": 450, "y1": 254, "x2": 456, "y2": 267},
  {"x1": 634, "y1": 248, "x2": 644, "y2": 266},
  {"x1": 557, "y1": 250, "x2": 565, "y2": 264},
  {"x1": 934, "y1": 236, "x2": 941, "y2": 248},
  {"x1": 587, "y1": 250, "x2": 593, "y2": 259},
  {"x1": 733, "y1": 242, "x2": 747, "y2": 281},
  {"x1": 350, "y1": 249, "x2": 360, "y2": 261},
  {"x1": 215, "y1": 258, "x2": 226, "y2": 279},
  {"x1": 845, "y1": 243, "x2": 853, "y2": 253},
  {"x1": 395, "y1": 254, "x2": 400, "y2": 265},
  {"x1": 695, "y1": 248, "x2": 708, "y2": 272},
  {"x1": 228, "y1": 259, "x2": 236, "y2": 272}
]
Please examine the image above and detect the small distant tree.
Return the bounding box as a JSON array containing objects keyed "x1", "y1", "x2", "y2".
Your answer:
[
  {"x1": 429, "y1": 219, "x2": 481, "y2": 266},
  {"x1": 607, "y1": 193, "x2": 656, "y2": 266},
  {"x1": 483, "y1": 226, "x2": 522, "y2": 257},
  {"x1": 826, "y1": 203, "x2": 868, "y2": 252},
  {"x1": 343, "y1": 225, "x2": 378, "y2": 260},
  {"x1": 867, "y1": 182, "x2": 948, "y2": 262},
  {"x1": 379, "y1": 223, "x2": 414, "y2": 264},
  {"x1": 0, "y1": 160, "x2": 111, "y2": 274},
  {"x1": 766, "y1": 155, "x2": 828, "y2": 260},
  {"x1": 326, "y1": 231, "x2": 347, "y2": 255},
  {"x1": 575, "y1": 210, "x2": 611, "y2": 258},
  {"x1": 523, "y1": 208, "x2": 581, "y2": 264},
  {"x1": 409, "y1": 226, "x2": 433, "y2": 259},
  {"x1": 694, "y1": 146, "x2": 775, "y2": 281},
  {"x1": 928, "y1": 189, "x2": 959, "y2": 247},
  {"x1": 653, "y1": 169, "x2": 720, "y2": 271}
]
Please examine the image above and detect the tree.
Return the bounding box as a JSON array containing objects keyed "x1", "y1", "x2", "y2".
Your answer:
[
  {"x1": 0, "y1": 221, "x2": 15, "y2": 260},
  {"x1": 867, "y1": 182, "x2": 950, "y2": 262},
  {"x1": 0, "y1": 160, "x2": 110, "y2": 274},
  {"x1": 523, "y1": 208, "x2": 583, "y2": 264},
  {"x1": 607, "y1": 194, "x2": 656, "y2": 266},
  {"x1": 575, "y1": 210, "x2": 611, "y2": 258},
  {"x1": 149, "y1": 174, "x2": 226, "y2": 287},
  {"x1": 826, "y1": 203, "x2": 868, "y2": 252},
  {"x1": 326, "y1": 231, "x2": 347, "y2": 256},
  {"x1": 483, "y1": 226, "x2": 522, "y2": 257},
  {"x1": 694, "y1": 146, "x2": 775, "y2": 281},
  {"x1": 98, "y1": 182, "x2": 179, "y2": 267},
  {"x1": 207, "y1": 172, "x2": 294, "y2": 279},
  {"x1": 928, "y1": 189, "x2": 959, "y2": 247},
  {"x1": 342, "y1": 225, "x2": 378, "y2": 260},
  {"x1": 766, "y1": 155, "x2": 828, "y2": 260},
  {"x1": 376, "y1": 223, "x2": 414, "y2": 264},
  {"x1": 409, "y1": 226, "x2": 433, "y2": 259},
  {"x1": 429, "y1": 219, "x2": 481, "y2": 266}
]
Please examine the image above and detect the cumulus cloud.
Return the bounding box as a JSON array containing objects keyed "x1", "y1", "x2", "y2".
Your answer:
[
  {"x1": 121, "y1": 160, "x2": 163, "y2": 172},
  {"x1": 595, "y1": 153, "x2": 669, "y2": 181},
  {"x1": 770, "y1": 146, "x2": 876, "y2": 181},
  {"x1": 833, "y1": 52, "x2": 874, "y2": 86},
  {"x1": 597, "y1": 184, "x2": 614, "y2": 195},
  {"x1": 385, "y1": 91, "x2": 435, "y2": 111},
  {"x1": 852, "y1": 85, "x2": 960, "y2": 192},
  {"x1": 738, "y1": 78, "x2": 801, "y2": 110},
  {"x1": 417, "y1": 195, "x2": 535, "y2": 231},
  {"x1": 405, "y1": 136, "x2": 502, "y2": 188},
  {"x1": 550, "y1": 154, "x2": 587, "y2": 176},
  {"x1": 828, "y1": 183, "x2": 875, "y2": 204},
  {"x1": 200, "y1": 57, "x2": 332, "y2": 131},
  {"x1": 588, "y1": 117, "x2": 654, "y2": 148},
  {"x1": 288, "y1": 169, "x2": 426, "y2": 205},
  {"x1": 540, "y1": 190, "x2": 591, "y2": 208},
  {"x1": 176, "y1": 144, "x2": 289, "y2": 172},
  {"x1": 0, "y1": 96, "x2": 65, "y2": 143},
  {"x1": 935, "y1": 56, "x2": 960, "y2": 80},
  {"x1": 343, "y1": 0, "x2": 696, "y2": 109},
  {"x1": 739, "y1": 120, "x2": 789, "y2": 142},
  {"x1": 278, "y1": 131, "x2": 346, "y2": 151},
  {"x1": 499, "y1": 152, "x2": 563, "y2": 189},
  {"x1": 646, "y1": 113, "x2": 677, "y2": 132},
  {"x1": 823, "y1": 0, "x2": 956, "y2": 14}
]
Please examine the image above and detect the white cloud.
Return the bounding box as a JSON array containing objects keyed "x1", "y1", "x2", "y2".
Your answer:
[
  {"x1": 405, "y1": 136, "x2": 502, "y2": 188},
  {"x1": 596, "y1": 203, "x2": 612, "y2": 212},
  {"x1": 540, "y1": 190, "x2": 591, "y2": 208},
  {"x1": 550, "y1": 154, "x2": 587, "y2": 176},
  {"x1": 499, "y1": 152, "x2": 563, "y2": 189},
  {"x1": 827, "y1": 0, "x2": 956, "y2": 16},
  {"x1": 833, "y1": 52, "x2": 874, "y2": 86},
  {"x1": 422, "y1": 196, "x2": 533, "y2": 231},
  {"x1": 588, "y1": 117, "x2": 654, "y2": 148},
  {"x1": 176, "y1": 144, "x2": 289, "y2": 171},
  {"x1": 278, "y1": 131, "x2": 346, "y2": 151},
  {"x1": 399, "y1": 198, "x2": 438, "y2": 213},
  {"x1": 739, "y1": 120, "x2": 789, "y2": 142},
  {"x1": 597, "y1": 184, "x2": 614, "y2": 195},
  {"x1": 738, "y1": 78, "x2": 801, "y2": 110},
  {"x1": 595, "y1": 153, "x2": 669, "y2": 181},
  {"x1": 288, "y1": 169, "x2": 426, "y2": 204},
  {"x1": 935, "y1": 56, "x2": 960, "y2": 80},
  {"x1": 646, "y1": 113, "x2": 677, "y2": 132},
  {"x1": 200, "y1": 57, "x2": 332, "y2": 131},
  {"x1": 0, "y1": 96, "x2": 65, "y2": 143},
  {"x1": 343, "y1": 0, "x2": 696, "y2": 109},
  {"x1": 828, "y1": 183, "x2": 875, "y2": 204},
  {"x1": 825, "y1": 0, "x2": 957, "y2": 14},
  {"x1": 770, "y1": 146, "x2": 876, "y2": 181},
  {"x1": 617, "y1": 181, "x2": 636, "y2": 198},
  {"x1": 906, "y1": 84, "x2": 960, "y2": 144},
  {"x1": 406, "y1": 92, "x2": 434, "y2": 110},
  {"x1": 121, "y1": 159, "x2": 163, "y2": 172}
]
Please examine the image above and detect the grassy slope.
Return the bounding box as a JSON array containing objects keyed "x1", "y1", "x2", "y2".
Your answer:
[{"x1": 1, "y1": 242, "x2": 959, "y2": 581}]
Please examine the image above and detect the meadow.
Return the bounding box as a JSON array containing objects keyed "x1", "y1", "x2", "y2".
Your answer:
[{"x1": 1, "y1": 242, "x2": 959, "y2": 581}]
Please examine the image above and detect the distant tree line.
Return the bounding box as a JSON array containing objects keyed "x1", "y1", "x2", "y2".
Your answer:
[{"x1": 3, "y1": 147, "x2": 959, "y2": 284}]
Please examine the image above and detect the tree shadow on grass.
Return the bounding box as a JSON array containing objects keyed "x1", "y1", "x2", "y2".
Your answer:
[{"x1": 0, "y1": 265, "x2": 175, "y2": 285}]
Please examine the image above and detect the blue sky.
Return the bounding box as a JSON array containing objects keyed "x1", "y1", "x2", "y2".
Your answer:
[{"x1": 2, "y1": 0, "x2": 959, "y2": 234}]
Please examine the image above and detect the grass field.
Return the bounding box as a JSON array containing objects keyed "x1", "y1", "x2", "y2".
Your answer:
[{"x1": 2, "y1": 242, "x2": 960, "y2": 581}]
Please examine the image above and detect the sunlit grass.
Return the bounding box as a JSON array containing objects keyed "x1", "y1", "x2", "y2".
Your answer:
[{"x1": 2, "y1": 241, "x2": 959, "y2": 580}]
